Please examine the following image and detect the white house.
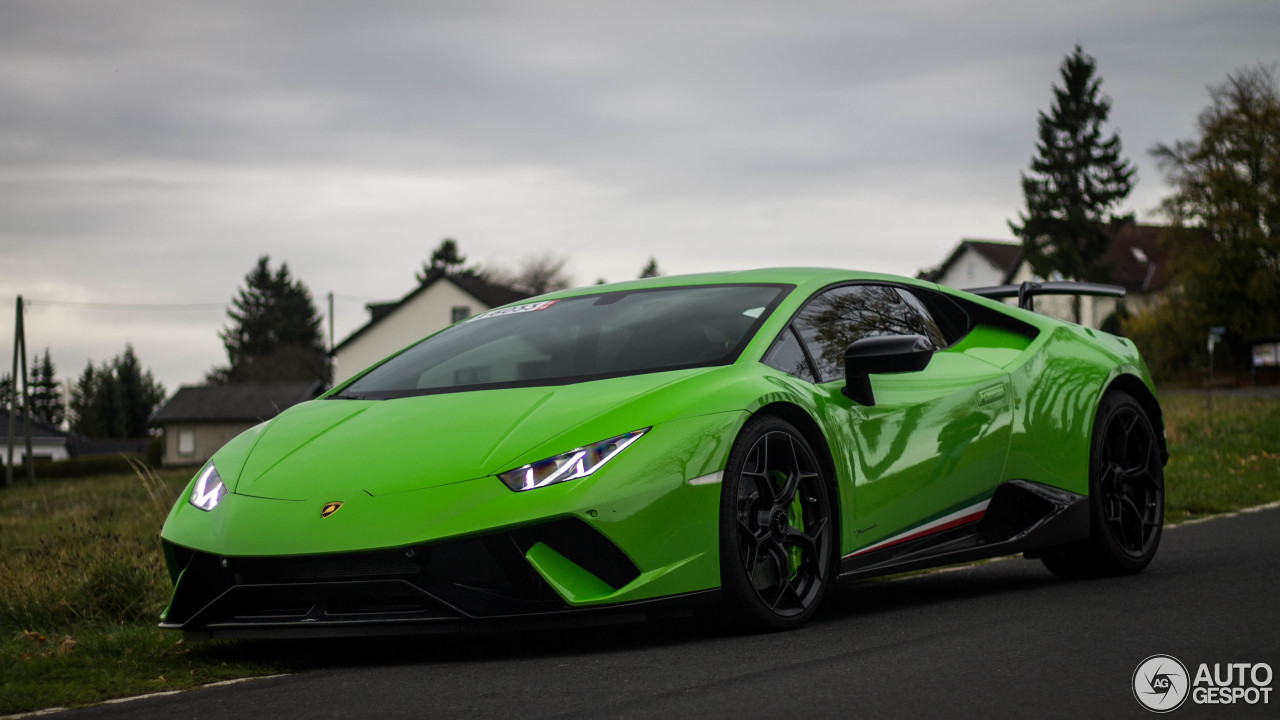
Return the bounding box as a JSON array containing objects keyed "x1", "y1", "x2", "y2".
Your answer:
[
  {"x1": 923, "y1": 225, "x2": 1170, "y2": 331},
  {"x1": 919, "y1": 240, "x2": 1022, "y2": 290},
  {"x1": 1000, "y1": 224, "x2": 1169, "y2": 330},
  {"x1": 331, "y1": 270, "x2": 529, "y2": 384},
  {"x1": 0, "y1": 409, "x2": 70, "y2": 465}
]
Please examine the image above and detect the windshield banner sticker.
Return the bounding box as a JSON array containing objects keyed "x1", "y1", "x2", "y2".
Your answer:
[{"x1": 465, "y1": 300, "x2": 560, "y2": 323}]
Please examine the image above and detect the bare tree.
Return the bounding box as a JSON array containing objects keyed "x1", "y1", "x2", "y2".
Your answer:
[{"x1": 494, "y1": 253, "x2": 573, "y2": 295}]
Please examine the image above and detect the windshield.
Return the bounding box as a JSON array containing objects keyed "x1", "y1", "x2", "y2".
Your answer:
[{"x1": 335, "y1": 283, "x2": 790, "y2": 399}]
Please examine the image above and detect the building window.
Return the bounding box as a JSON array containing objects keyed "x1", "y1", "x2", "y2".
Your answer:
[
  {"x1": 177, "y1": 429, "x2": 195, "y2": 457},
  {"x1": 451, "y1": 306, "x2": 471, "y2": 323}
]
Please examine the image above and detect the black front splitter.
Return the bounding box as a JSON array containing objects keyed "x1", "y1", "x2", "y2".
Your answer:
[{"x1": 169, "y1": 588, "x2": 721, "y2": 641}]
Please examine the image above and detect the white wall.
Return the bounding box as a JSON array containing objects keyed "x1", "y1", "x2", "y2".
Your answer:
[
  {"x1": 934, "y1": 249, "x2": 1007, "y2": 290},
  {"x1": 1003, "y1": 262, "x2": 1157, "y2": 330},
  {"x1": 332, "y1": 280, "x2": 492, "y2": 383},
  {"x1": 0, "y1": 441, "x2": 70, "y2": 464}
]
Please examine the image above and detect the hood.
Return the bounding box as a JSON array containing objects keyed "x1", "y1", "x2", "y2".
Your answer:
[{"x1": 231, "y1": 369, "x2": 712, "y2": 500}]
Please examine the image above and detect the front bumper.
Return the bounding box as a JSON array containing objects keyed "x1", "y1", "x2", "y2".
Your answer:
[
  {"x1": 159, "y1": 412, "x2": 741, "y2": 636},
  {"x1": 162, "y1": 517, "x2": 719, "y2": 639}
]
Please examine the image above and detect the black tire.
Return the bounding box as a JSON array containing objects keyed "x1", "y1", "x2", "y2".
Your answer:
[
  {"x1": 719, "y1": 416, "x2": 835, "y2": 630},
  {"x1": 1042, "y1": 391, "x2": 1164, "y2": 579}
]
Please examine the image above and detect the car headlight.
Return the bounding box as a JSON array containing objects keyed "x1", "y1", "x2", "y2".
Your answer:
[
  {"x1": 188, "y1": 464, "x2": 227, "y2": 512},
  {"x1": 498, "y1": 428, "x2": 648, "y2": 492}
]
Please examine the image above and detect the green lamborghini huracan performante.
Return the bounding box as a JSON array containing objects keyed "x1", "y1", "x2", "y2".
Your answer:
[{"x1": 160, "y1": 268, "x2": 1167, "y2": 638}]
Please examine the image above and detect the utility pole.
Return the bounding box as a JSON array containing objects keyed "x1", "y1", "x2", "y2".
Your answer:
[
  {"x1": 5, "y1": 296, "x2": 33, "y2": 486},
  {"x1": 327, "y1": 291, "x2": 335, "y2": 353}
]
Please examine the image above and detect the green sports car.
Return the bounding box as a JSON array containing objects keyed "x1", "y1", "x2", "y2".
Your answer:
[{"x1": 160, "y1": 268, "x2": 1167, "y2": 637}]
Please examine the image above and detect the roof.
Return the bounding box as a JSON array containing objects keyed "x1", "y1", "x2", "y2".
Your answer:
[
  {"x1": 149, "y1": 381, "x2": 321, "y2": 425},
  {"x1": 0, "y1": 409, "x2": 71, "y2": 443},
  {"x1": 332, "y1": 270, "x2": 530, "y2": 354},
  {"x1": 1096, "y1": 224, "x2": 1169, "y2": 292},
  {"x1": 67, "y1": 439, "x2": 148, "y2": 458},
  {"x1": 999, "y1": 223, "x2": 1171, "y2": 292},
  {"x1": 919, "y1": 240, "x2": 1022, "y2": 282}
]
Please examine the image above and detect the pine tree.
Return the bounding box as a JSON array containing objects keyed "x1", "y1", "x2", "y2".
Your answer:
[
  {"x1": 639, "y1": 258, "x2": 661, "y2": 278},
  {"x1": 210, "y1": 256, "x2": 330, "y2": 384},
  {"x1": 27, "y1": 349, "x2": 64, "y2": 427},
  {"x1": 1009, "y1": 45, "x2": 1136, "y2": 311},
  {"x1": 68, "y1": 362, "x2": 99, "y2": 437},
  {"x1": 68, "y1": 347, "x2": 166, "y2": 438},
  {"x1": 417, "y1": 238, "x2": 470, "y2": 282},
  {"x1": 0, "y1": 372, "x2": 13, "y2": 412},
  {"x1": 115, "y1": 345, "x2": 164, "y2": 437}
]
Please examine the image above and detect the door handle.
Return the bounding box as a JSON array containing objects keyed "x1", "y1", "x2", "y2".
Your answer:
[{"x1": 977, "y1": 384, "x2": 1007, "y2": 407}]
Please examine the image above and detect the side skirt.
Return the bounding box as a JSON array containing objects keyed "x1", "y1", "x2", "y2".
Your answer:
[{"x1": 837, "y1": 479, "x2": 1088, "y2": 582}]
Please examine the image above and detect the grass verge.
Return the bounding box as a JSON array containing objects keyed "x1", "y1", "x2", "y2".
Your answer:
[
  {"x1": 0, "y1": 393, "x2": 1277, "y2": 714},
  {"x1": 1160, "y1": 393, "x2": 1280, "y2": 519}
]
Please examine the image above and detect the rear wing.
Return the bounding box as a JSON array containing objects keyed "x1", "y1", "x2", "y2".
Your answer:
[{"x1": 963, "y1": 281, "x2": 1125, "y2": 312}]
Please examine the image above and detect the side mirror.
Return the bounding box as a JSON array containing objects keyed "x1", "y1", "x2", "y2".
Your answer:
[{"x1": 842, "y1": 334, "x2": 934, "y2": 406}]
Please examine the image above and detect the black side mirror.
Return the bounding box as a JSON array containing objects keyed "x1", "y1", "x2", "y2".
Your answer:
[{"x1": 842, "y1": 334, "x2": 934, "y2": 406}]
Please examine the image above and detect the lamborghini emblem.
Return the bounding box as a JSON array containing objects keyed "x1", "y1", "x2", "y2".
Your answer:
[{"x1": 320, "y1": 501, "x2": 343, "y2": 518}]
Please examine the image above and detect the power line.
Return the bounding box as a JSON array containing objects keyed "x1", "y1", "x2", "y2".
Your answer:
[
  {"x1": 25, "y1": 299, "x2": 226, "y2": 312},
  {"x1": 22, "y1": 295, "x2": 384, "y2": 311}
]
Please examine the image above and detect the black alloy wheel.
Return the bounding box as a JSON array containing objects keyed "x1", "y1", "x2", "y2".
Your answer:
[
  {"x1": 719, "y1": 416, "x2": 835, "y2": 630},
  {"x1": 1043, "y1": 391, "x2": 1164, "y2": 578}
]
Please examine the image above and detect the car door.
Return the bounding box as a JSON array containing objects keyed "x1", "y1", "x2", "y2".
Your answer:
[{"x1": 786, "y1": 283, "x2": 1013, "y2": 554}]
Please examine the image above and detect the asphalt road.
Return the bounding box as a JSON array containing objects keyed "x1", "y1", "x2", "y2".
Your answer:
[{"x1": 58, "y1": 506, "x2": 1280, "y2": 720}]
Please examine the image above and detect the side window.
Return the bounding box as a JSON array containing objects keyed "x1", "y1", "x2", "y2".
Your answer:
[
  {"x1": 910, "y1": 289, "x2": 973, "y2": 346},
  {"x1": 793, "y1": 284, "x2": 937, "y2": 382},
  {"x1": 895, "y1": 289, "x2": 947, "y2": 348},
  {"x1": 762, "y1": 327, "x2": 815, "y2": 382}
]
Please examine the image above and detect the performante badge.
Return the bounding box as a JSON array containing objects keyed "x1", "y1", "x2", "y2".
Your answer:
[{"x1": 320, "y1": 501, "x2": 343, "y2": 518}]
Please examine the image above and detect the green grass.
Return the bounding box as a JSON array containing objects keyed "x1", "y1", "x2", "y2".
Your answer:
[
  {"x1": 0, "y1": 394, "x2": 1277, "y2": 714},
  {"x1": 1160, "y1": 393, "x2": 1280, "y2": 520},
  {"x1": 0, "y1": 466, "x2": 288, "y2": 715}
]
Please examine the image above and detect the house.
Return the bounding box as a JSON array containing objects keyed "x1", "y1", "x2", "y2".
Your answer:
[
  {"x1": 918, "y1": 239, "x2": 1022, "y2": 289},
  {"x1": 149, "y1": 382, "x2": 321, "y2": 467},
  {"x1": 923, "y1": 225, "x2": 1171, "y2": 331},
  {"x1": 1000, "y1": 224, "x2": 1170, "y2": 330},
  {"x1": 0, "y1": 408, "x2": 71, "y2": 465},
  {"x1": 331, "y1": 269, "x2": 529, "y2": 384}
]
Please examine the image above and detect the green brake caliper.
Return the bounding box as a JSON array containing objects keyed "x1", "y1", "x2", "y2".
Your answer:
[{"x1": 788, "y1": 482, "x2": 804, "y2": 579}]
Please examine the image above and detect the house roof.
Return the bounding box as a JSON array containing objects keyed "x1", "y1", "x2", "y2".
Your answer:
[
  {"x1": 1096, "y1": 224, "x2": 1169, "y2": 292},
  {"x1": 332, "y1": 270, "x2": 529, "y2": 354},
  {"x1": 0, "y1": 409, "x2": 71, "y2": 443},
  {"x1": 149, "y1": 381, "x2": 321, "y2": 425},
  {"x1": 998, "y1": 223, "x2": 1171, "y2": 292},
  {"x1": 919, "y1": 240, "x2": 1022, "y2": 282}
]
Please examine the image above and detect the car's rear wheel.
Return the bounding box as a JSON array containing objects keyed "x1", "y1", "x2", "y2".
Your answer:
[
  {"x1": 719, "y1": 416, "x2": 834, "y2": 630},
  {"x1": 1042, "y1": 391, "x2": 1164, "y2": 579}
]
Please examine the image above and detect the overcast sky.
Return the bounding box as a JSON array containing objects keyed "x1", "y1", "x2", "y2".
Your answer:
[{"x1": 1, "y1": 0, "x2": 1277, "y2": 395}]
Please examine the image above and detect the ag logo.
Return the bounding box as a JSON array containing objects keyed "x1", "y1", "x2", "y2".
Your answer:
[
  {"x1": 320, "y1": 501, "x2": 343, "y2": 518},
  {"x1": 1134, "y1": 654, "x2": 1190, "y2": 713}
]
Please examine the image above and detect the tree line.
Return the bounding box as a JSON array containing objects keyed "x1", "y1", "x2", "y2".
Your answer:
[
  {"x1": 2, "y1": 346, "x2": 165, "y2": 439},
  {"x1": 1007, "y1": 45, "x2": 1278, "y2": 383}
]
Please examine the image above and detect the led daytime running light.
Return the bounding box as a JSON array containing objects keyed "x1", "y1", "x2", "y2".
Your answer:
[
  {"x1": 188, "y1": 464, "x2": 227, "y2": 512},
  {"x1": 499, "y1": 428, "x2": 648, "y2": 492}
]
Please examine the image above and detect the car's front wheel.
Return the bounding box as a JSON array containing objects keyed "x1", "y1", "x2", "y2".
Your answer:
[
  {"x1": 719, "y1": 416, "x2": 835, "y2": 630},
  {"x1": 1042, "y1": 390, "x2": 1164, "y2": 579}
]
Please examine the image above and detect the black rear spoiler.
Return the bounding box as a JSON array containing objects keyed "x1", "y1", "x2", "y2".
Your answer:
[{"x1": 963, "y1": 281, "x2": 1125, "y2": 312}]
